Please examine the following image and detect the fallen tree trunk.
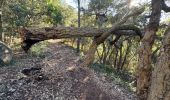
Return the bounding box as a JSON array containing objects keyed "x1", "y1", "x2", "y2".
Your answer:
[
  {"x1": 19, "y1": 27, "x2": 103, "y2": 52},
  {"x1": 19, "y1": 25, "x2": 142, "y2": 52}
]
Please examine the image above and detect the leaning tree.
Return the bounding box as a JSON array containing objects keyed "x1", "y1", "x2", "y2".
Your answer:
[{"x1": 137, "y1": 0, "x2": 170, "y2": 100}]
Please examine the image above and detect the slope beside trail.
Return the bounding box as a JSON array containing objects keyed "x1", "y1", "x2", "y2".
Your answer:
[{"x1": 0, "y1": 42, "x2": 136, "y2": 100}]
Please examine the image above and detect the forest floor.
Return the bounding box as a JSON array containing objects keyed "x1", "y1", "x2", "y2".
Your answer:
[{"x1": 0, "y1": 42, "x2": 136, "y2": 100}]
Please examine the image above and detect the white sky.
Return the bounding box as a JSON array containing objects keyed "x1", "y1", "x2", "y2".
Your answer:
[
  {"x1": 129, "y1": 0, "x2": 148, "y2": 7},
  {"x1": 65, "y1": 0, "x2": 148, "y2": 8},
  {"x1": 64, "y1": 0, "x2": 77, "y2": 8}
]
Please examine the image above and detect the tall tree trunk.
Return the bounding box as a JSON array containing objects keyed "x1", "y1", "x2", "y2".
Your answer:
[
  {"x1": 148, "y1": 27, "x2": 170, "y2": 100},
  {"x1": 117, "y1": 46, "x2": 122, "y2": 71},
  {"x1": 0, "y1": 13, "x2": 2, "y2": 41},
  {"x1": 76, "y1": 0, "x2": 81, "y2": 53},
  {"x1": 137, "y1": 0, "x2": 162, "y2": 99},
  {"x1": 114, "y1": 48, "x2": 118, "y2": 69},
  {"x1": 102, "y1": 43, "x2": 106, "y2": 64},
  {"x1": 0, "y1": 0, "x2": 3, "y2": 41},
  {"x1": 120, "y1": 41, "x2": 131, "y2": 70}
]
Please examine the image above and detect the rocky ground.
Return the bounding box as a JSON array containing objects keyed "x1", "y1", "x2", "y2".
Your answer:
[{"x1": 0, "y1": 42, "x2": 136, "y2": 100}]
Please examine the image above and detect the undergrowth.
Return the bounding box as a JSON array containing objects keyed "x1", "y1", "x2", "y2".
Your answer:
[
  {"x1": 30, "y1": 41, "x2": 49, "y2": 58},
  {"x1": 91, "y1": 63, "x2": 136, "y2": 92}
]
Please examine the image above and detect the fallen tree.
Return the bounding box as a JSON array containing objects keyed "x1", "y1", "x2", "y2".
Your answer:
[
  {"x1": 19, "y1": 6, "x2": 144, "y2": 69},
  {"x1": 19, "y1": 25, "x2": 142, "y2": 52}
]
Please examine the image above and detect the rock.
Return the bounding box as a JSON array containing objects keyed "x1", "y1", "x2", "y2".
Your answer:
[
  {"x1": 9, "y1": 88, "x2": 16, "y2": 92},
  {"x1": 0, "y1": 84, "x2": 7, "y2": 93},
  {"x1": 0, "y1": 41, "x2": 12, "y2": 65}
]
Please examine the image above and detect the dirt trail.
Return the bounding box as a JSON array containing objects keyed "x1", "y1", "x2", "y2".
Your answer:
[{"x1": 0, "y1": 42, "x2": 136, "y2": 100}]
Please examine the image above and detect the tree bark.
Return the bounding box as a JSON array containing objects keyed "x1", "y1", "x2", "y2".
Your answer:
[
  {"x1": 147, "y1": 4, "x2": 170, "y2": 99},
  {"x1": 114, "y1": 48, "x2": 118, "y2": 69},
  {"x1": 19, "y1": 25, "x2": 142, "y2": 52},
  {"x1": 76, "y1": 0, "x2": 81, "y2": 53},
  {"x1": 117, "y1": 46, "x2": 122, "y2": 71},
  {"x1": 81, "y1": 41, "x2": 98, "y2": 67},
  {"x1": 120, "y1": 41, "x2": 131, "y2": 70},
  {"x1": 147, "y1": 26, "x2": 170, "y2": 100},
  {"x1": 0, "y1": 12, "x2": 2, "y2": 41},
  {"x1": 0, "y1": 0, "x2": 3, "y2": 41},
  {"x1": 137, "y1": 0, "x2": 162, "y2": 100}
]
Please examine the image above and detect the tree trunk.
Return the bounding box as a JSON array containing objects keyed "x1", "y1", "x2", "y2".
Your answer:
[
  {"x1": 19, "y1": 25, "x2": 142, "y2": 52},
  {"x1": 102, "y1": 43, "x2": 106, "y2": 64},
  {"x1": 117, "y1": 46, "x2": 122, "y2": 71},
  {"x1": 0, "y1": 0, "x2": 3, "y2": 41},
  {"x1": 120, "y1": 40, "x2": 131, "y2": 70},
  {"x1": 76, "y1": 0, "x2": 81, "y2": 53},
  {"x1": 0, "y1": 12, "x2": 2, "y2": 41},
  {"x1": 114, "y1": 48, "x2": 118, "y2": 69},
  {"x1": 147, "y1": 27, "x2": 170, "y2": 100},
  {"x1": 137, "y1": 0, "x2": 162, "y2": 99},
  {"x1": 80, "y1": 40, "x2": 98, "y2": 67}
]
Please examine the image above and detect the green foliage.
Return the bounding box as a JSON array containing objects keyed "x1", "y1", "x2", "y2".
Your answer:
[
  {"x1": 61, "y1": 5, "x2": 77, "y2": 26},
  {"x1": 3, "y1": 0, "x2": 48, "y2": 27},
  {"x1": 9, "y1": 4, "x2": 29, "y2": 26},
  {"x1": 46, "y1": 4, "x2": 63, "y2": 25},
  {"x1": 45, "y1": 0, "x2": 77, "y2": 26},
  {"x1": 88, "y1": 0, "x2": 113, "y2": 12},
  {"x1": 109, "y1": 72, "x2": 136, "y2": 92},
  {"x1": 1, "y1": 0, "x2": 77, "y2": 45},
  {"x1": 90, "y1": 63, "x2": 136, "y2": 92},
  {"x1": 91, "y1": 63, "x2": 113, "y2": 73},
  {"x1": 30, "y1": 41, "x2": 49, "y2": 57}
]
